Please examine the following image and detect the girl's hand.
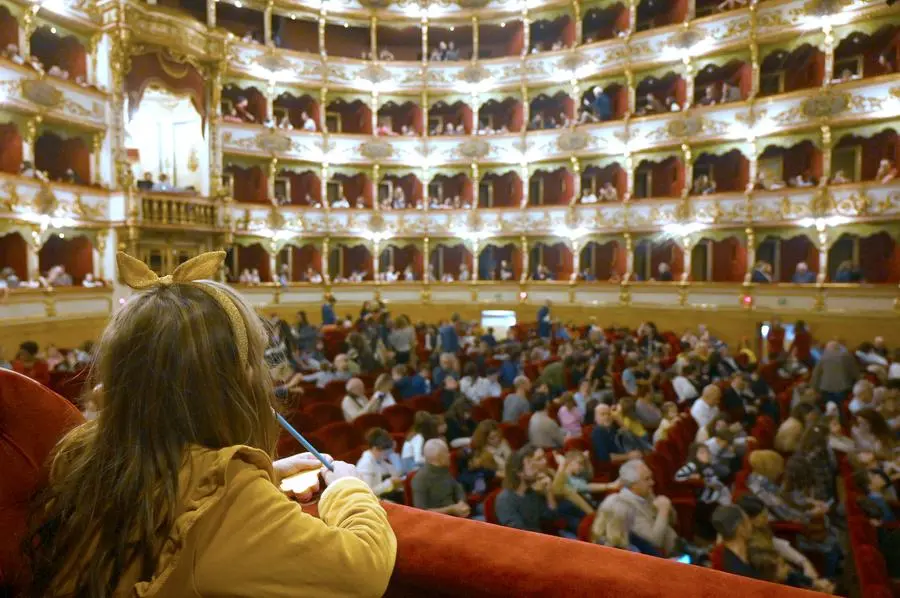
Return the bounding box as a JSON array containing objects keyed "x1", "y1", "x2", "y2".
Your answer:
[{"x1": 275, "y1": 452, "x2": 331, "y2": 502}]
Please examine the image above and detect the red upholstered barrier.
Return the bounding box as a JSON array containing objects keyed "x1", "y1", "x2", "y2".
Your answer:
[{"x1": 381, "y1": 503, "x2": 823, "y2": 598}]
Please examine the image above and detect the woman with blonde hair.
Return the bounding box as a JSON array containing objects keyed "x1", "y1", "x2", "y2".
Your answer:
[
  {"x1": 27, "y1": 252, "x2": 396, "y2": 597},
  {"x1": 747, "y1": 450, "x2": 827, "y2": 524},
  {"x1": 591, "y1": 507, "x2": 638, "y2": 551},
  {"x1": 468, "y1": 419, "x2": 512, "y2": 474}
]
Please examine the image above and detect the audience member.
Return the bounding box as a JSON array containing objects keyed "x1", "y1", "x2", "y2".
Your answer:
[
  {"x1": 356, "y1": 427, "x2": 404, "y2": 501},
  {"x1": 412, "y1": 439, "x2": 470, "y2": 517}
]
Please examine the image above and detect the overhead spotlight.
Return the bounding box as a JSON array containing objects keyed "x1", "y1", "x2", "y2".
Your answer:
[
  {"x1": 343, "y1": 22, "x2": 349, "y2": 27},
  {"x1": 58, "y1": 233, "x2": 65, "y2": 238},
  {"x1": 290, "y1": 13, "x2": 296, "y2": 19},
  {"x1": 50, "y1": 26, "x2": 57, "y2": 34},
  {"x1": 500, "y1": 22, "x2": 506, "y2": 27},
  {"x1": 450, "y1": 25, "x2": 455, "y2": 31},
  {"x1": 233, "y1": 0, "x2": 241, "y2": 6}
]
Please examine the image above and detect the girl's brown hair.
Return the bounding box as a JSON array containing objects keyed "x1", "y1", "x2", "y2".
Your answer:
[
  {"x1": 470, "y1": 419, "x2": 499, "y2": 452},
  {"x1": 27, "y1": 281, "x2": 275, "y2": 597}
]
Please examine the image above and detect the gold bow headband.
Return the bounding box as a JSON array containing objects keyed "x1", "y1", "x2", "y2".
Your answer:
[{"x1": 116, "y1": 251, "x2": 249, "y2": 365}]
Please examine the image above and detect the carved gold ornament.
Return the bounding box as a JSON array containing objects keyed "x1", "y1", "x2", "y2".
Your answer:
[
  {"x1": 255, "y1": 131, "x2": 293, "y2": 154},
  {"x1": 559, "y1": 52, "x2": 587, "y2": 74},
  {"x1": 34, "y1": 185, "x2": 60, "y2": 216},
  {"x1": 266, "y1": 207, "x2": 286, "y2": 231},
  {"x1": 801, "y1": 90, "x2": 850, "y2": 119},
  {"x1": 459, "y1": 63, "x2": 491, "y2": 85},
  {"x1": 358, "y1": 63, "x2": 392, "y2": 85},
  {"x1": 22, "y1": 79, "x2": 63, "y2": 108},
  {"x1": 557, "y1": 130, "x2": 592, "y2": 153},
  {"x1": 256, "y1": 51, "x2": 292, "y2": 73},
  {"x1": 667, "y1": 27, "x2": 705, "y2": 51},
  {"x1": 458, "y1": 138, "x2": 491, "y2": 160},
  {"x1": 359, "y1": 138, "x2": 394, "y2": 160}
]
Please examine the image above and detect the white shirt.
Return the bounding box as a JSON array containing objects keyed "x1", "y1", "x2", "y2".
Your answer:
[
  {"x1": 332, "y1": 198, "x2": 350, "y2": 208},
  {"x1": 848, "y1": 397, "x2": 873, "y2": 415},
  {"x1": 302, "y1": 118, "x2": 316, "y2": 132},
  {"x1": 308, "y1": 273, "x2": 323, "y2": 283},
  {"x1": 672, "y1": 376, "x2": 699, "y2": 403},
  {"x1": 690, "y1": 399, "x2": 719, "y2": 432},
  {"x1": 384, "y1": 270, "x2": 399, "y2": 282},
  {"x1": 581, "y1": 193, "x2": 598, "y2": 204},
  {"x1": 356, "y1": 449, "x2": 400, "y2": 496},
  {"x1": 401, "y1": 434, "x2": 425, "y2": 467},
  {"x1": 889, "y1": 362, "x2": 900, "y2": 380},
  {"x1": 458, "y1": 268, "x2": 471, "y2": 281}
]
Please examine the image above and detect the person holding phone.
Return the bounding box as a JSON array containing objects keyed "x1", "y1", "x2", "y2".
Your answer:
[{"x1": 26, "y1": 252, "x2": 396, "y2": 597}]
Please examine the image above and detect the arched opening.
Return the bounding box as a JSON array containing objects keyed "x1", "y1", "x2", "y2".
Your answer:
[
  {"x1": 0, "y1": 122, "x2": 23, "y2": 175},
  {"x1": 635, "y1": 0, "x2": 686, "y2": 31},
  {"x1": 328, "y1": 172, "x2": 372, "y2": 209},
  {"x1": 34, "y1": 132, "x2": 90, "y2": 185},
  {"x1": 634, "y1": 238, "x2": 684, "y2": 281},
  {"x1": 324, "y1": 99, "x2": 372, "y2": 135},
  {"x1": 236, "y1": 243, "x2": 271, "y2": 283},
  {"x1": 693, "y1": 60, "x2": 751, "y2": 106},
  {"x1": 377, "y1": 101, "x2": 424, "y2": 136},
  {"x1": 222, "y1": 84, "x2": 266, "y2": 123},
  {"x1": 580, "y1": 163, "x2": 626, "y2": 203},
  {"x1": 757, "y1": 140, "x2": 822, "y2": 190},
  {"x1": 582, "y1": 4, "x2": 629, "y2": 43},
  {"x1": 30, "y1": 26, "x2": 86, "y2": 82},
  {"x1": 291, "y1": 244, "x2": 323, "y2": 282},
  {"x1": 833, "y1": 25, "x2": 899, "y2": 83},
  {"x1": 128, "y1": 88, "x2": 207, "y2": 194},
  {"x1": 375, "y1": 24, "x2": 422, "y2": 61},
  {"x1": 427, "y1": 173, "x2": 471, "y2": 210},
  {"x1": 429, "y1": 101, "x2": 474, "y2": 136},
  {"x1": 478, "y1": 98, "x2": 524, "y2": 134},
  {"x1": 0, "y1": 232, "x2": 28, "y2": 280},
  {"x1": 428, "y1": 24, "x2": 473, "y2": 62},
  {"x1": 38, "y1": 233, "x2": 93, "y2": 285},
  {"x1": 529, "y1": 242, "x2": 573, "y2": 281},
  {"x1": 273, "y1": 91, "x2": 320, "y2": 131},
  {"x1": 329, "y1": 243, "x2": 373, "y2": 281},
  {"x1": 831, "y1": 129, "x2": 899, "y2": 184},
  {"x1": 529, "y1": 167, "x2": 574, "y2": 206},
  {"x1": 756, "y1": 234, "x2": 819, "y2": 282},
  {"x1": 635, "y1": 71, "x2": 685, "y2": 114},
  {"x1": 579, "y1": 83, "x2": 628, "y2": 122},
  {"x1": 478, "y1": 243, "x2": 521, "y2": 281},
  {"x1": 381, "y1": 173, "x2": 423, "y2": 210},
  {"x1": 225, "y1": 164, "x2": 268, "y2": 204},
  {"x1": 828, "y1": 232, "x2": 900, "y2": 283},
  {"x1": 429, "y1": 243, "x2": 473, "y2": 281},
  {"x1": 379, "y1": 243, "x2": 423, "y2": 280},
  {"x1": 324, "y1": 19, "x2": 369, "y2": 59},
  {"x1": 479, "y1": 171, "x2": 522, "y2": 208},
  {"x1": 580, "y1": 240, "x2": 626, "y2": 281},
  {"x1": 277, "y1": 168, "x2": 321, "y2": 207},
  {"x1": 692, "y1": 149, "x2": 750, "y2": 194},
  {"x1": 759, "y1": 43, "x2": 825, "y2": 96},
  {"x1": 634, "y1": 156, "x2": 684, "y2": 199},
  {"x1": 272, "y1": 13, "x2": 319, "y2": 53},
  {"x1": 216, "y1": 1, "x2": 264, "y2": 41},
  {"x1": 529, "y1": 15, "x2": 574, "y2": 53},
  {"x1": 690, "y1": 236, "x2": 746, "y2": 282},
  {"x1": 0, "y1": 6, "x2": 18, "y2": 52},
  {"x1": 478, "y1": 21, "x2": 525, "y2": 59},
  {"x1": 528, "y1": 91, "x2": 574, "y2": 130}
]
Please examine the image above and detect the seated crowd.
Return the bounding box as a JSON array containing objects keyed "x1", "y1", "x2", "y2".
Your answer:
[{"x1": 17, "y1": 298, "x2": 899, "y2": 595}]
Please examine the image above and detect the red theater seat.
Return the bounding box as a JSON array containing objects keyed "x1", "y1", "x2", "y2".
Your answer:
[
  {"x1": 351, "y1": 412, "x2": 391, "y2": 435},
  {"x1": 383, "y1": 404, "x2": 416, "y2": 433},
  {"x1": 0, "y1": 369, "x2": 84, "y2": 593},
  {"x1": 314, "y1": 421, "x2": 363, "y2": 457},
  {"x1": 303, "y1": 403, "x2": 345, "y2": 429}
]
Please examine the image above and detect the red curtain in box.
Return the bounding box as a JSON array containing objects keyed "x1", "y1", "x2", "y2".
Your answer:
[
  {"x1": 0, "y1": 6, "x2": 17, "y2": 50},
  {"x1": 858, "y1": 233, "x2": 900, "y2": 283},
  {"x1": 382, "y1": 245, "x2": 422, "y2": 277},
  {"x1": 0, "y1": 123, "x2": 22, "y2": 175},
  {"x1": 222, "y1": 85, "x2": 267, "y2": 123},
  {"x1": 650, "y1": 157, "x2": 684, "y2": 198},
  {"x1": 582, "y1": 241, "x2": 621, "y2": 280},
  {"x1": 274, "y1": 94, "x2": 319, "y2": 129},
  {"x1": 478, "y1": 244, "x2": 518, "y2": 280},
  {"x1": 431, "y1": 244, "x2": 469, "y2": 278},
  {"x1": 0, "y1": 232, "x2": 27, "y2": 279},
  {"x1": 38, "y1": 235, "x2": 93, "y2": 284},
  {"x1": 536, "y1": 243, "x2": 573, "y2": 280},
  {"x1": 710, "y1": 237, "x2": 747, "y2": 282},
  {"x1": 285, "y1": 171, "x2": 320, "y2": 205},
  {"x1": 861, "y1": 130, "x2": 899, "y2": 180},
  {"x1": 650, "y1": 240, "x2": 684, "y2": 280},
  {"x1": 781, "y1": 141, "x2": 822, "y2": 183},
  {"x1": 34, "y1": 133, "x2": 89, "y2": 183},
  {"x1": 336, "y1": 173, "x2": 372, "y2": 207},
  {"x1": 228, "y1": 165, "x2": 268, "y2": 204},
  {"x1": 126, "y1": 49, "x2": 206, "y2": 126},
  {"x1": 238, "y1": 244, "x2": 271, "y2": 281},
  {"x1": 291, "y1": 245, "x2": 322, "y2": 281},
  {"x1": 343, "y1": 245, "x2": 373, "y2": 279},
  {"x1": 779, "y1": 236, "x2": 818, "y2": 281}
]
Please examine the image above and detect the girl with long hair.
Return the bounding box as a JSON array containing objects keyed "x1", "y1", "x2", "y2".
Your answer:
[{"x1": 26, "y1": 252, "x2": 396, "y2": 597}]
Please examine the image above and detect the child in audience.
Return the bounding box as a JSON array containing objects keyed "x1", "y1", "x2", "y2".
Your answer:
[
  {"x1": 401, "y1": 411, "x2": 440, "y2": 473},
  {"x1": 674, "y1": 442, "x2": 731, "y2": 505},
  {"x1": 557, "y1": 392, "x2": 584, "y2": 438},
  {"x1": 468, "y1": 419, "x2": 512, "y2": 476},
  {"x1": 653, "y1": 402, "x2": 679, "y2": 443}
]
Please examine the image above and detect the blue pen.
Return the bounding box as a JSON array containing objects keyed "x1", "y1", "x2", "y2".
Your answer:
[{"x1": 275, "y1": 412, "x2": 335, "y2": 471}]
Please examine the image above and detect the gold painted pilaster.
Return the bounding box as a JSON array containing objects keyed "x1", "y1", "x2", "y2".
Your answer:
[
  {"x1": 624, "y1": 232, "x2": 634, "y2": 278},
  {"x1": 573, "y1": 0, "x2": 583, "y2": 45},
  {"x1": 92, "y1": 131, "x2": 105, "y2": 186},
  {"x1": 624, "y1": 152, "x2": 634, "y2": 201},
  {"x1": 318, "y1": 14, "x2": 327, "y2": 57},
  {"x1": 472, "y1": 16, "x2": 479, "y2": 59},
  {"x1": 744, "y1": 227, "x2": 755, "y2": 282},
  {"x1": 19, "y1": 7, "x2": 37, "y2": 58},
  {"x1": 421, "y1": 18, "x2": 429, "y2": 66},
  {"x1": 322, "y1": 236, "x2": 331, "y2": 283},
  {"x1": 421, "y1": 89, "x2": 429, "y2": 138},
  {"x1": 520, "y1": 235, "x2": 529, "y2": 283},
  {"x1": 683, "y1": 57, "x2": 695, "y2": 110},
  {"x1": 822, "y1": 23, "x2": 835, "y2": 89},
  {"x1": 372, "y1": 163, "x2": 381, "y2": 211},
  {"x1": 521, "y1": 12, "x2": 530, "y2": 57},
  {"x1": 371, "y1": 15, "x2": 378, "y2": 58},
  {"x1": 207, "y1": 0, "x2": 216, "y2": 28},
  {"x1": 570, "y1": 156, "x2": 581, "y2": 205},
  {"x1": 681, "y1": 144, "x2": 693, "y2": 199},
  {"x1": 470, "y1": 162, "x2": 479, "y2": 210},
  {"x1": 209, "y1": 58, "x2": 226, "y2": 197},
  {"x1": 748, "y1": 1, "x2": 759, "y2": 99},
  {"x1": 321, "y1": 163, "x2": 330, "y2": 213},
  {"x1": 625, "y1": 69, "x2": 636, "y2": 115},
  {"x1": 264, "y1": 0, "x2": 273, "y2": 45},
  {"x1": 268, "y1": 158, "x2": 278, "y2": 204},
  {"x1": 820, "y1": 125, "x2": 832, "y2": 186},
  {"x1": 23, "y1": 115, "x2": 41, "y2": 162}
]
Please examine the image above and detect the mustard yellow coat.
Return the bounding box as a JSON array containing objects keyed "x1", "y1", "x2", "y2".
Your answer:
[{"x1": 83, "y1": 445, "x2": 396, "y2": 597}]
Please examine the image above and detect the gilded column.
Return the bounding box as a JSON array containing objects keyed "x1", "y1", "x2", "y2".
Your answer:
[
  {"x1": 22, "y1": 116, "x2": 41, "y2": 162},
  {"x1": 681, "y1": 236, "x2": 692, "y2": 283},
  {"x1": 745, "y1": 227, "x2": 756, "y2": 282},
  {"x1": 822, "y1": 24, "x2": 835, "y2": 88},
  {"x1": 625, "y1": 69, "x2": 636, "y2": 115},
  {"x1": 470, "y1": 162, "x2": 479, "y2": 210},
  {"x1": 820, "y1": 125, "x2": 832, "y2": 186},
  {"x1": 624, "y1": 151, "x2": 634, "y2": 201},
  {"x1": 624, "y1": 232, "x2": 634, "y2": 278},
  {"x1": 268, "y1": 250, "x2": 278, "y2": 284},
  {"x1": 685, "y1": 0, "x2": 696, "y2": 22},
  {"x1": 92, "y1": 131, "x2": 105, "y2": 186},
  {"x1": 109, "y1": 22, "x2": 132, "y2": 198},
  {"x1": 322, "y1": 236, "x2": 331, "y2": 283},
  {"x1": 370, "y1": 16, "x2": 378, "y2": 58},
  {"x1": 520, "y1": 235, "x2": 529, "y2": 283},
  {"x1": 421, "y1": 17, "x2": 429, "y2": 65},
  {"x1": 320, "y1": 87, "x2": 328, "y2": 131},
  {"x1": 570, "y1": 156, "x2": 581, "y2": 205},
  {"x1": 573, "y1": 0, "x2": 583, "y2": 45},
  {"x1": 627, "y1": 0, "x2": 637, "y2": 36},
  {"x1": 472, "y1": 16, "x2": 479, "y2": 59},
  {"x1": 746, "y1": 141, "x2": 758, "y2": 194},
  {"x1": 87, "y1": 33, "x2": 100, "y2": 86},
  {"x1": 570, "y1": 239, "x2": 581, "y2": 282},
  {"x1": 207, "y1": 0, "x2": 216, "y2": 28},
  {"x1": 372, "y1": 239, "x2": 380, "y2": 281},
  {"x1": 521, "y1": 12, "x2": 530, "y2": 56},
  {"x1": 321, "y1": 163, "x2": 330, "y2": 212},
  {"x1": 95, "y1": 230, "x2": 108, "y2": 280},
  {"x1": 267, "y1": 158, "x2": 278, "y2": 204},
  {"x1": 209, "y1": 58, "x2": 226, "y2": 196},
  {"x1": 265, "y1": 79, "x2": 275, "y2": 123},
  {"x1": 683, "y1": 57, "x2": 695, "y2": 110},
  {"x1": 421, "y1": 89, "x2": 429, "y2": 138},
  {"x1": 371, "y1": 90, "x2": 379, "y2": 135},
  {"x1": 318, "y1": 14, "x2": 327, "y2": 57},
  {"x1": 520, "y1": 163, "x2": 530, "y2": 208},
  {"x1": 372, "y1": 163, "x2": 380, "y2": 211},
  {"x1": 26, "y1": 236, "x2": 40, "y2": 282},
  {"x1": 681, "y1": 143, "x2": 693, "y2": 199},
  {"x1": 748, "y1": 1, "x2": 759, "y2": 99},
  {"x1": 19, "y1": 7, "x2": 37, "y2": 58},
  {"x1": 471, "y1": 238, "x2": 480, "y2": 282},
  {"x1": 264, "y1": 0, "x2": 273, "y2": 45}
]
